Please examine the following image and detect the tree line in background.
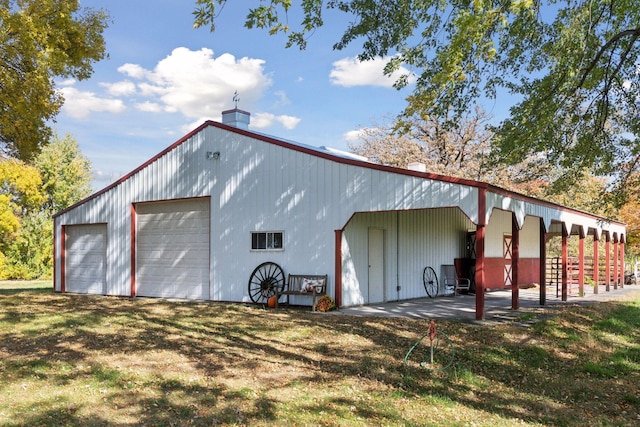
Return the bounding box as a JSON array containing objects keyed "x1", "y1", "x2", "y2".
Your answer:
[{"x1": 0, "y1": 135, "x2": 92, "y2": 279}]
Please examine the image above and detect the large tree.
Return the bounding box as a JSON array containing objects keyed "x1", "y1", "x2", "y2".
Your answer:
[
  {"x1": 0, "y1": 0, "x2": 109, "y2": 161},
  {"x1": 349, "y1": 107, "x2": 510, "y2": 183},
  {"x1": 34, "y1": 133, "x2": 92, "y2": 212},
  {"x1": 194, "y1": 0, "x2": 640, "y2": 199}
]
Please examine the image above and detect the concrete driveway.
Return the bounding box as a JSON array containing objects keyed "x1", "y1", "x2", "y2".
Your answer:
[{"x1": 332, "y1": 284, "x2": 640, "y2": 323}]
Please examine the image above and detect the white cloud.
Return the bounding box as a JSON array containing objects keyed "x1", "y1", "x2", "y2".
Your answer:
[
  {"x1": 273, "y1": 90, "x2": 291, "y2": 107},
  {"x1": 276, "y1": 115, "x2": 301, "y2": 130},
  {"x1": 121, "y1": 47, "x2": 272, "y2": 120},
  {"x1": 60, "y1": 48, "x2": 292, "y2": 124},
  {"x1": 182, "y1": 118, "x2": 211, "y2": 134},
  {"x1": 343, "y1": 129, "x2": 366, "y2": 142},
  {"x1": 58, "y1": 78, "x2": 76, "y2": 87},
  {"x1": 118, "y1": 63, "x2": 147, "y2": 79},
  {"x1": 250, "y1": 113, "x2": 274, "y2": 129},
  {"x1": 330, "y1": 56, "x2": 415, "y2": 88},
  {"x1": 135, "y1": 101, "x2": 163, "y2": 113},
  {"x1": 251, "y1": 112, "x2": 301, "y2": 130},
  {"x1": 138, "y1": 82, "x2": 167, "y2": 97},
  {"x1": 101, "y1": 80, "x2": 136, "y2": 96},
  {"x1": 59, "y1": 86, "x2": 126, "y2": 118}
]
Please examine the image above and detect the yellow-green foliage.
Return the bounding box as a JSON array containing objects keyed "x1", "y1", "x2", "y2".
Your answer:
[
  {"x1": 1, "y1": 136, "x2": 91, "y2": 279},
  {"x1": 0, "y1": 0, "x2": 109, "y2": 160},
  {"x1": 0, "y1": 158, "x2": 44, "y2": 240}
]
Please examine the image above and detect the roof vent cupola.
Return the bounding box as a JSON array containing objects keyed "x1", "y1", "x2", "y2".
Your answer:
[{"x1": 221, "y1": 91, "x2": 250, "y2": 130}]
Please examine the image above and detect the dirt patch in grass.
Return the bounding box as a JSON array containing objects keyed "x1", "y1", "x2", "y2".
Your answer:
[{"x1": 1, "y1": 286, "x2": 640, "y2": 426}]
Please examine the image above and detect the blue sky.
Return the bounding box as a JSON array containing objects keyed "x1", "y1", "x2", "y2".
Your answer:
[{"x1": 54, "y1": 0, "x2": 423, "y2": 189}]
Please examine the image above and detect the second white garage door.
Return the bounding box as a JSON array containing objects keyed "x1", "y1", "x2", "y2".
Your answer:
[
  {"x1": 136, "y1": 198, "x2": 210, "y2": 299},
  {"x1": 65, "y1": 224, "x2": 107, "y2": 294}
]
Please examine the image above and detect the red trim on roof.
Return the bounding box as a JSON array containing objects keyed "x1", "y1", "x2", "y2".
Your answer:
[{"x1": 52, "y1": 120, "x2": 625, "y2": 228}]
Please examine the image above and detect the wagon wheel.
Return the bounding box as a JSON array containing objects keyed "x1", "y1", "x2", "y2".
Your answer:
[
  {"x1": 248, "y1": 262, "x2": 285, "y2": 304},
  {"x1": 423, "y1": 266, "x2": 439, "y2": 298}
]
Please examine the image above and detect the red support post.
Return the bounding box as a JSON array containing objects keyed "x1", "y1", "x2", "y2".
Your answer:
[
  {"x1": 578, "y1": 232, "x2": 585, "y2": 297},
  {"x1": 475, "y1": 187, "x2": 487, "y2": 320},
  {"x1": 620, "y1": 239, "x2": 625, "y2": 288},
  {"x1": 562, "y1": 224, "x2": 568, "y2": 301},
  {"x1": 605, "y1": 235, "x2": 611, "y2": 292},
  {"x1": 613, "y1": 237, "x2": 619, "y2": 290},
  {"x1": 130, "y1": 204, "x2": 137, "y2": 297},
  {"x1": 539, "y1": 220, "x2": 546, "y2": 305},
  {"x1": 511, "y1": 213, "x2": 520, "y2": 310},
  {"x1": 593, "y1": 234, "x2": 599, "y2": 294}
]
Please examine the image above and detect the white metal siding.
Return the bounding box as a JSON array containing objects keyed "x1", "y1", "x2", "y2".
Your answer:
[
  {"x1": 52, "y1": 123, "x2": 625, "y2": 304},
  {"x1": 136, "y1": 199, "x2": 210, "y2": 299},
  {"x1": 341, "y1": 208, "x2": 474, "y2": 307},
  {"x1": 53, "y1": 126, "x2": 479, "y2": 302},
  {"x1": 520, "y1": 216, "x2": 541, "y2": 258},
  {"x1": 486, "y1": 209, "x2": 513, "y2": 258},
  {"x1": 65, "y1": 224, "x2": 107, "y2": 294}
]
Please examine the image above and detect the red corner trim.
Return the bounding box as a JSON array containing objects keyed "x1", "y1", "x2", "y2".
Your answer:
[
  {"x1": 60, "y1": 225, "x2": 66, "y2": 293},
  {"x1": 335, "y1": 230, "x2": 343, "y2": 308},
  {"x1": 131, "y1": 204, "x2": 137, "y2": 297}
]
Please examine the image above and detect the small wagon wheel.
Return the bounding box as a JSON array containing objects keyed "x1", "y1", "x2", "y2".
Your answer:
[
  {"x1": 423, "y1": 266, "x2": 439, "y2": 298},
  {"x1": 248, "y1": 262, "x2": 285, "y2": 304}
]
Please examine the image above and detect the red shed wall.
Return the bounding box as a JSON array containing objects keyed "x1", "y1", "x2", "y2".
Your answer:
[{"x1": 484, "y1": 257, "x2": 540, "y2": 289}]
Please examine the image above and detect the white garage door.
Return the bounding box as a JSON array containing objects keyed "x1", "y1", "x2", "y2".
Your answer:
[
  {"x1": 136, "y1": 198, "x2": 210, "y2": 299},
  {"x1": 65, "y1": 224, "x2": 107, "y2": 294}
]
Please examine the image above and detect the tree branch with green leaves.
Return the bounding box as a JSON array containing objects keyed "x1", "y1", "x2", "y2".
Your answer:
[
  {"x1": 194, "y1": 0, "x2": 639, "y2": 202},
  {"x1": 0, "y1": 0, "x2": 109, "y2": 161}
]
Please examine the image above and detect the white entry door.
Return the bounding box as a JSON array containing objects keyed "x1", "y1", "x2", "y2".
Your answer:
[{"x1": 368, "y1": 228, "x2": 385, "y2": 303}]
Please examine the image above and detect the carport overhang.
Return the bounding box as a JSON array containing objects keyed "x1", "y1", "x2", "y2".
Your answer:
[{"x1": 334, "y1": 184, "x2": 626, "y2": 321}]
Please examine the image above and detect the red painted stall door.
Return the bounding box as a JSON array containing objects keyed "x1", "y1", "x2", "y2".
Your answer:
[{"x1": 504, "y1": 234, "x2": 513, "y2": 287}]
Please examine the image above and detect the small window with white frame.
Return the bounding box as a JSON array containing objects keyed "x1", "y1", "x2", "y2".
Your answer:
[{"x1": 251, "y1": 231, "x2": 284, "y2": 251}]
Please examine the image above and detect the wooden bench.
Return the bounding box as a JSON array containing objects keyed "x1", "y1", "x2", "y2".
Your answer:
[{"x1": 275, "y1": 274, "x2": 328, "y2": 311}]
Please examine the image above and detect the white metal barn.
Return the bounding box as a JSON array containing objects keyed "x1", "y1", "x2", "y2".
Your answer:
[{"x1": 53, "y1": 109, "x2": 627, "y2": 319}]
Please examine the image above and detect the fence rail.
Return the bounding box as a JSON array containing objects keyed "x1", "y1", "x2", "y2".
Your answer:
[{"x1": 546, "y1": 256, "x2": 623, "y2": 297}]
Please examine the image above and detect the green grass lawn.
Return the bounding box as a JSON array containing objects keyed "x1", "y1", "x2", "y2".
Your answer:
[
  {"x1": 0, "y1": 280, "x2": 52, "y2": 291},
  {"x1": 1, "y1": 284, "x2": 639, "y2": 426}
]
